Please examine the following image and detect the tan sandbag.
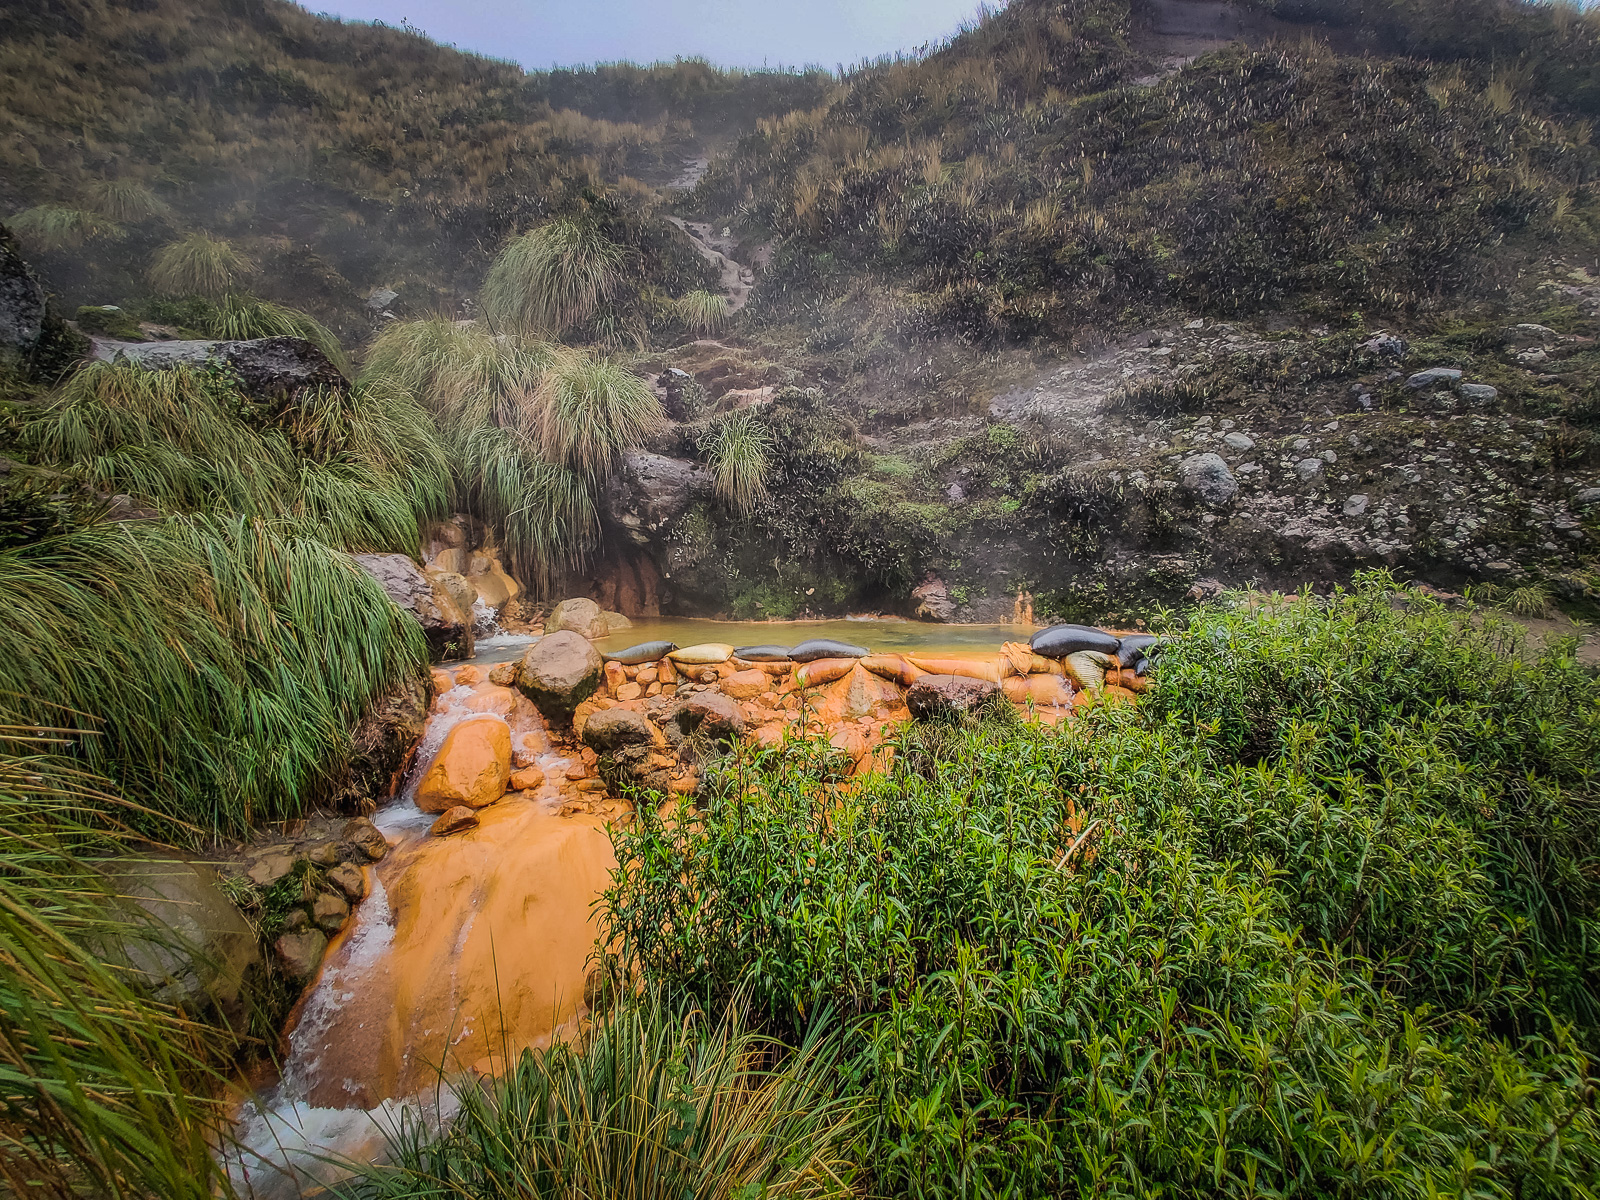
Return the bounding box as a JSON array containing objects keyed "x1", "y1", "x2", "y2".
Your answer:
[
  {"x1": 1022, "y1": 674, "x2": 1075, "y2": 707},
  {"x1": 1002, "y1": 676, "x2": 1032, "y2": 704},
  {"x1": 1000, "y1": 642, "x2": 1034, "y2": 678},
  {"x1": 907, "y1": 656, "x2": 1002, "y2": 683},
  {"x1": 860, "y1": 654, "x2": 925, "y2": 687},
  {"x1": 668, "y1": 642, "x2": 735, "y2": 665},
  {"x1": 795, "y1": 657, "x2": 857, "y2": 688},
  {"x1": 1028, "y1": 654, "x2": 1064, "y2": 675},
  {"x1": 1062, "y1": 650, "x2": 1116, "y2": 691}
]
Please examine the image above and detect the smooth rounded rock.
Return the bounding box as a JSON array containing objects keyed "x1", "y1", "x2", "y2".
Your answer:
[
  {"x1": 545, "y1": 597, "x2": 608, "y2": 639},
  {"x1": 721, "y1": 669, "x2": 771, "y2": 700},
  {"x1": 665, "y1": 692, "x2": 744, "y2": 744},
  {"x1": 1178, "y1": 452, "x2": 1238, "y2": 506},
  {"x1": 1030, "y1": 623, "x2": 1120, "y2": 658},
  {"x1": 790, "y1": 638, "x2": 870, "y2": 663},
  {"x1": 428, "y1": 806, "x2": 480, "y2": 837},
  {"x1": 517, "y1": 631, "x2": 603, "y2": 720},
  {"x1": 581, "y1": 707, "x2": 660, "y2": 753},
  {"x1": 415, "y1": 717, "x2": 511, "y2": 813},
  {"x1": 274, "y1": 928, "x2": 328, "y2": 981}
]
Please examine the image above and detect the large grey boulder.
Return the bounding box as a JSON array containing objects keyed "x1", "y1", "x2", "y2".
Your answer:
[
  {"x1": 109, "y1": 858, "x2": 261, "y2": 1026},
  {"x1": 1178, "y1": 452, "x2": 1238, "y2": 506},
  {"x1": 546, "y1": 596, "x2": 607, "y2": 638},
  {"x1": 354, "y1": 553, "x2": 474, "y2": 661},
  {"x1": 0, "y1": 224, "x2": 45, "y2": 358},
  {"x1": 911, "y1": 575, "x2": 957, "y2": 622},
  {"x1": 90, "y1": 335, "x2": 347, "y2": 401},
  {"x1": 516, "y1": 630, "x2": 603, "y2": 720},
  {"x1": 606, "y1": 451, "x2": 712, "y2": 546}
]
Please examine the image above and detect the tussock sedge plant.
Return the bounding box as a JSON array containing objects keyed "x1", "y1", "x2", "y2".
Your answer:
[
  {"x1": 20, "y1": 361, "x2": 448, "y2": 553},
  {"x1": 676, "y1": 288, "x2": 731, "y2": 335},
  {"x1": 204, "y1": 293, "x2": 351, "y2": 375},
  {"x1": 7, "y1": 204, "x2": 124, "y2": 252},
  {"x1": 0, "y1": 731, "x2": 233, "y2": 1200},
  {"x1": 602, "y1": 575, "x2": 1600, "y2": 1199},
  {"x1": 481, "y1": 218, "x2": 627, "y2": 337},
  {"x1": 83, "y1": 179, "x2": 172, "y2": 225},
  {"x1": 699, "y1": 410, "x2": 774, "y2": 515},
  {"x1": 341, "y1": 994, "x2": 860, "y2": 1200},
  {"x1": 361, "y1": 318, "x2": 662, "y2": 586},
  {"x1": 0, "y1": 515, "x2": 428, "y2": 837},
  {"x1": 147, "y1": 233, "x2": 253, "y2": 299}
]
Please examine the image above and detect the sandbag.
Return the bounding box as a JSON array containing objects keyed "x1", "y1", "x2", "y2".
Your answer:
[
  {"x1": 1061, "y1": 650, "x2": 1117, "y2": 691},
  {"x1": 1115, "y1": 634, "x2": 1160, "y2": 668},
  {"x1": 733, "y1": 644, "x2": 794, "y2": 662},
  {"x1": 667, "y1": 643, "x2": 736, "y2": 665},
  {"x1": 795, "y1": 657, "x2": 858, "y2": 688},
  {"x1": 907, "y1": 657, "x2": 1002, "y2": 683},
  {"x1": 860, "y1": 654, "x2": 925, "y2": 688},
  {"x1": 790, "y1": 638, "x2": 870, "y2": 663},
  {"x1": 603, "y1": 640, "x2": 676, "y2": 665},
  {"x1": 1030, "y1": 623, "x2": 1120, "y2": 659}
]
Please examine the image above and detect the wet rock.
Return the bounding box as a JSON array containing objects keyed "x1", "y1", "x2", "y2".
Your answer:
[
  {"x1": 247, "y1": 851, "x2": 297, "y2": 887},
  {"x1": 545, "y1": 597, "x2": 608, "y2": 638},
  {"x1": 510, "y1": 765, "x2": 545, "y2": 791},
  {"x1": 414, "y1": 717, "x2": 511, "y2": 812},
  {"x1": 326, "y1": 862, "x2": 367, "y2": 902},
  {"x1": 516, "y1": 631, "x2": 603, "y2": 721},
  {"x1": 1405, "y1": 367, "x2": 1462, "y2": 389},
  {"x1": 91, "y1": 336, "x2": 347, "y2": 402},
  {"x1": 0, "y1": 223, "x2": 46, "y2": 359},
  {"x1": 312, "y1": 891, "x2": 350, "y2": 934},
  {"x1": 1178, "y1": 452, "x2": 1238, "y2": 506},
  {"x1": 429, "y1": 806, "x2": 480, "y2": 836},
  {"x1": 335, "y1": 674, "x2": 428, "y2": 813},
  {"x1": 581, "y1": 707, "x2": 660, "y2": 753},
  {"x1": 664, "y1": 692, "x2": 744, "y2": 745},
  {"x1": 110, "y1": 857, "x2": 260, "y2": 1023},
  {"x1": 354, "y1": 553, "x2": 474, "y2": 661},
  {"x1": 488, "y1": 661, "x2": 519, "y2": 686},
  {"x1": 907, "y1": 675, "x2": 999, "y2": 722},
  {"x1": 429, "y1": 569, "x2": 478, "y2": 628},
  {"x1": 721, "y1": 669, "x2": 770, "y2": 700},
  {"x1": 274, "y1": 928, "x2": 328, "y2": 982},
  {"x1": 911, "y1": 574, "x2": 957, "y2": 622},
  {"x1": 340, "y1": 817, "x2": 390, "y2": 862},
  {"x1": 606, "y1": 452, "x2": 712, "y2": 546}
]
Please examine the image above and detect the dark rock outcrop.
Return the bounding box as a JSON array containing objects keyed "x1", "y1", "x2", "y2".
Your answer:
[
  {"x1": 664, "y1": 692, "x2": 744, "y2": 746},
  {"x1": 0, "y1": 223, "x2": 46, "y2": 358},
  {"x1": 606, "y1": 451, "x2": 711, "y2": 547},
  {"x1": 354, "y1": 552, "x2": 474, "y2": 661},
  {"x1": 90, "y1": 335, "x2": 347, "y2": 402}
]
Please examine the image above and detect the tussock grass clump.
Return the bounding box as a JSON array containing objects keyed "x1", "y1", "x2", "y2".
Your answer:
[
  {"x1": 676, "y1": 288, "x2": 730, "y2": 335},
  {"x1": 205, "y1": 293, "x2": 351, "y2": 375},
  {"x1": 605, "y1": 574, "x2": 1600, "y2": 1197},
  {"x1": 0, "y1": 734, "x2": 233, "y2": 1199},
  {"x1": 8, "y1": 204, "x2": 124, "y2": 252},
  {"x1": 481, "y1": 218, "x2": 626, "y2": 337},
  {"x1": 699, "y1": 410, "x2": 773, "y2": 514},
  {"x1": 0, "y1": 516, "x2": 428, "y2": 836},
  {"x1": 21, "y1": 362, "x2": 447, "y2": 552},
  {"x1": 147, "y1": 233, "x2": 253, "y2": 298},
  {"x1": 343, "y1": 995, "x2": 859, "y2": 1200},
  {"x1": 84, "y1": 179, "x2": 172, "y2": 224},
  {"x1": 531, "y1": 356, "x2": 664, "y2": 477}
]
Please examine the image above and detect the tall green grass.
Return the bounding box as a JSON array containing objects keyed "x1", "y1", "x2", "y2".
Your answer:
[
  {"x1": 603, "y1": 575, "x2": 1600, "y2": 1198},
  {"x1": 148, "y1": 234, "x2": 252, "y2": 298},
  {"x1": 341, "y1": 995, "x2": 860, "y2": 1200},
  {"x1": 204, "y1": 293, "x2": 351, "y2": 376},
  {"x1": 0, "y1": 516, "x2": 428, "y2": 837},
  {"x1": 676, "y1": 289, "x2": 730, "y2": 335},
  {"x1": 21, "y1": 362, "x2": 447, "y2": 553},
  {"x1": 481, "y1": 218, "x2": 626, "y2": 338},
  {"x1": 0, "y1": 732, "x2": 233, "y2": 1198},
  {"x1": 699, "y1": 410, "x2": 773, "y2": 515},
  {"x1": 7, "y1": 204, "x2": 124, "y2": 252},
  {"x1": 361, "y1": 318, "x2": 662, "y2": 586}
]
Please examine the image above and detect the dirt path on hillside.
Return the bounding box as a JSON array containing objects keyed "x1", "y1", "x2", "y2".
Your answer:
[{"x1": 666, "y1": 216, "x2": 770, "y2": 314}]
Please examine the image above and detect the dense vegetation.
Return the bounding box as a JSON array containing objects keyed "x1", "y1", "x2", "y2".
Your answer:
[{"x1": 592, "y1": 577, "x2": 1600, "y2": 1197}]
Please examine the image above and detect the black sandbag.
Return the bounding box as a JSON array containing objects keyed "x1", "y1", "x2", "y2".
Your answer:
[
  {"x1": 789, "y1": 638, "x2": 870, "y2": 663},
  {"x1": 733, "y1": 644, "x2": 794, "y2": 663},
  {"x1": 1115, "y1": 634, "x2": 1161, "y2": 668},
  {"x1": 1029, "y1": 623, "x2": 1119, "y2": 658},
  {"x1": 602, "y1": 640, "x2": 677, "y2": 665}
]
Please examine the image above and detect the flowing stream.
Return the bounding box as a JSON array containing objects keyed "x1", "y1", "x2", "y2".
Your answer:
[{"x1": 226, "y1": 617, "x2": 1038, "y2": 1196}]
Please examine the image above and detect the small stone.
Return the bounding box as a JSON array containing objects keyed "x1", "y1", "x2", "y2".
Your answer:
[
  {"x1": 306, "y1": 841, "x2": 340, "y2": 867},
  {"x1": 341, "y1": 817, "x2": 390, "y2": 861},
  {"x1": 1406, "y1": 367, "x2": 1462, "y2": 389},
  {"x1": 1458, "y1": 383, "x2": 1498, "y2": 403},
  {"x1": 576, "y1": 778, "x2": 608, "y2": 793},
  {"x1": 721, "y1": 669, "x2": 770, "y2": 700},
  {"x1": 1295, "y1": 458, "x2": 1323, "y2": 481},
  {"x1": 281, "y1": 908, "x2": 310, "y2": 932},
  {"x1": 453, "y1": 665, "x2": 483, "y2": 687},
  {"x1": 509, "y1": 766, "x2": 545, "y2": 790},
  {"x1": 636, "y1": 666, "x2": 658, "y2": 685},
  {"x1": 1177, "y1": 452, "x2": 1238, "y2": 506},
  {"x1": 604, "y1": 660, "x2": 627, "y2": 697},
  {"x1": 1222, "y1": 432, "x2": 1255, "y2": 452},
  {"x1": 428, "y1": 806, "x2": 480, "y2": 836},
  {"x1": 274, "y1": 929, "x2": 328, "y2": 981},
  {"x1": 1343, "y1": 494, "x2": 1370, "y2": 517},
  {"x1": 326, "y1": 862, "x2": 366, "y2": 902},
  {"x1": 565, "y1": 762, "x2": 589, "y2": 781},
  {"x1": 247, "y1": 852, "x2": 296, "y2": 887},
  {"x1": 615, "y1": 682, "x2": 643, "y2": 702},
  {"x1": 487, "y1": 661, "x2": 518, "y2": 687},
  {"x1": 312, "y1": 891, "x2": 350, "y2": 933},
  {"x1": 1573, "y1": 487, "x2": 1600, "y2": 506}
]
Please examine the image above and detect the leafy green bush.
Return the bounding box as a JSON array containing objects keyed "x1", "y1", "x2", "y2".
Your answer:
[{"x1": 603, "y1": 575, "x2": 1600, "y2": 1198}]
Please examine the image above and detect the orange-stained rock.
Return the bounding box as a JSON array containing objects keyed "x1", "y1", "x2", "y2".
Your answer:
[
  {"x1": 830, "y1": 726, "x2": 869, "y2": 761},
  {"x1": 1101, "y1": 685, "x2": 1139, "y2": 704},
  {"x1": 646, "y1": 752, "x2": 676, "y2": 770},
  {"x1": 509, "y1": 766, "x2": 545, "y2": 791},
  {"x1": 488, "y1": 661, "x2": 518, "y2": 687},
  {"x1": 757, "y1": 691, "x2": 782, "y2": 709},
  {"x1": 722, "y1": 669, "x2": 770, "y2": 700},
  {"x1": 512, "y1": 734, "x2": 541, "y2": 769},
  {"x1": 571, "y1": 699, "x2": 602, "y2": 739},
  {"x1": 668, "y1": 774, "x2": 698, "y2": 795},
  {"x1": 660, "y1": 682, "x2": 677, "y2": 697},
  {"x1": 753, "y1": 722, "x2": 785, "y2": 748},
  {"x1": 576, "y1": 778, "x2": 607, "y2": 793},
  {"x1": 696, "y1": 668, "x2": 718, "y2": 684},
  {"x1": 657, "y1": 657, "x2": 677, "y2": 684},
  {"x1": 616, "y1": 682, "x2": 643, "y2": 702},
  {"x1": 1020, "y1": 674, "x2": 1075, "y2": 707},
  {"x1": 415, "y1": 718, "x2": 511, "y2": 813},
  {"x1": 564, "y1": 762, "x2": 589, "y2": 781},
  {"x1": 623, "y1": 664, "x2": 640, "y2": 680},
  {"x1": 714, "y1": 661, "x2": 738, "y2": 680},
  {"x1": 430, "y1": 669, "x2": 453, "y2": 695},
  {"x1": 646, "y1": 682, "x2": 661, "y2": 697},
  {"x1": 817, "y1": 664, "x2": 904, "y2": 721},
  {"x1": 429, "y1": 806, "x2": 480, "y2": 837},
  {"x1": 637, "y1": 666, "x2": 658, "y2": 685},
  {"x1": 580, "y1": 747, "x2": 599, "y2": 767},
  {"x1": 464, "y1": 684, "x2": 516, "y2": 715},
  {"x1": 453, "y1": 665, "x2": 483, "y2": 687},
  {"x1": 604, "y1": 661, "x2": 627, "y2": 698},
  {"x1": 1122, "y1": 672, "x2": 1149, "y2": 694},
  {"x1": 853, "y1": 743, "x2": 895, "y2": 776}
]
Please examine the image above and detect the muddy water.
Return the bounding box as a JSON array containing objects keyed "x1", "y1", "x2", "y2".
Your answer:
[{"x1": 228, "y1": 678, "x2": 618, "y2": 1198}]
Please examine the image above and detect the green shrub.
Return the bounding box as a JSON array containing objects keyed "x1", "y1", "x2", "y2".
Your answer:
[{"x1": 603, "y1": 575, "x2": 1600, "y2": 1198}]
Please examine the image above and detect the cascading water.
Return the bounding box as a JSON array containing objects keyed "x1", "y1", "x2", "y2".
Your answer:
[{"x1": 226, "y1": 668, "x2": 618, "y2": 1199}]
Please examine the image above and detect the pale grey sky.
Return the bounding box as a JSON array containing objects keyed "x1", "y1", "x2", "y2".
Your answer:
[{"x1": 312, "y1": 0, "x2": 994, "y2": 70}]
